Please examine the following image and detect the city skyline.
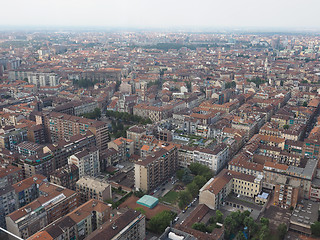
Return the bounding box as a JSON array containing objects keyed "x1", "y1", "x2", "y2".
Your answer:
[{"x1": 2, "y1": 0, "x2": 320, "y2": 30}]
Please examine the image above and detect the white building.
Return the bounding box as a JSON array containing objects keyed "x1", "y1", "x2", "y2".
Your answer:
[{"x1": 68, "y1": 146, "x2": 100, "y2": 178}]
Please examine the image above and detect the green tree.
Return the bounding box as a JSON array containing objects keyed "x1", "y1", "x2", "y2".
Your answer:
[
  {"x1": 311, "y1": 221, "x2": 320, "y2": 237},
  {"x1": 187, "y1": 182, "x2": 199, "y2": 197},
  {"x1": 237, "y1": 231, "x2": 246, "y2": 240},
  {"x1": 260, "y1": 217, "x2": 269, "y2": 227},
  {"x1": 176, "y1": 169, "x2": 185, "y2": 181},
  {"x1": 277, "y1": 223, "x2": 287, "y2": 240},
  {"x1": 148, "y1": 210, "x2": 176, "y2": 234},
  {"x1": 193, "y1": 175, "x2": 207, "y2": 189},
  {"x1": 259, "y1": 225, "x2": 270, "y2": 240},
  {"x1": 192, "y1": 222, "x2": 207, "y2": 233},
  {"x1": 283, "y1": 124, "x2": 289, "y2": 130},
  {"x1": 134, "y1": 207, "x2": 146, "y2": 215},
  {"x1": 178, "y1": 190, "x2": 192, "y2": 209},
  {"x1": 215, "y1": 210, "x2": 223, "y2": 223},
  {"x1": 303, "y1": 101, "x2": 308, "y2": 107}
]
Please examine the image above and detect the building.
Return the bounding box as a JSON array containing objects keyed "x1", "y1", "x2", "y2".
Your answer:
[
  {"x1": 108, "y1": 137, "x2": 134, "y2": 163},
  {"x1": 135, "y1": 146, "x2": 178, "y2": 192},
  {"x1": 199, "y1": 169, "x2": 262, "y2": 210},
  {"x1": 0, "y1": 185, "x2": 17, "y2": 229},
  {"x1": 178, "y1": 143, "x2": 229, "y2": 173},
  {"x1": 28, "y1": 199, "x2": 111, "y2": 240},
  {"x1": 0, "y1": 164, "x2": 24, "y2": 187},
  {"x1": 68, "y1": 146, "x2": 100, "y2": 178},
  {"x1": 274, "y1": 176, "x2": 300, "y2": 209},
  {"x1": 49, "y1": 164, "x2": 79, "y2": 190},
  {"x1": 43, "y1": 131, "x2": 96, "y2": 170},
  {"x1": 37, "y1": 111, "x2": 110, "y2": 151},
  {"x1": 99, "y1": 148, "x2": 119, "y2": 170},
  {"x1": 289, "y1": 200, "x2": 319, "y2": 236},
  {"x1": 0, "y1": 127, "x2": 28, "y2": 151},
  {"x1": 27, "y1": 124, "x2": 46, "y2": 144},
  {"x1": 126, "y1": 125, "x2": 146, "y2": 155},
  {"x1": 85, "y1": 208, "x2": 146, "y2": 240},
  {"x1": 9, "y1": 71, "x2": 59, "y2": 86},
  {"x1": 6, "y1": 183, "x2": 78, "y2": 239},
  {"x1": 133, "y1": 103, "x2": 173, "y2": 122},
  {"x1": 13, "y1": 174, "x2": 47, "y2": 208},
  {"x1": 76, "y1": 177, "x2": 112, "y2": 203},
  {"x1": 16, "y1": 141, "x2": 43, "y2": 156}
]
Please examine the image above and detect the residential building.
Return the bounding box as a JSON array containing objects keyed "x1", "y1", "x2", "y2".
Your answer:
[
  {"x1": 68, "y1": 146, "x2": 100, "y2": 178},
  {"x1": 76, "y1": 177, "x2": 112, "y2": 203},
  {"x1": 85, "y1": 208, "x2": 146, "y2": 240},
  {"x1": 6, "y1": 183, "x2": 78, "y2": 239},
  {"x1": 0, "y1": 127, "x2": 28, "y2": 151},
  {"x1": 199, "y1": 169, "x2": 262, "y2": 210},
  {"x1": 37, "y1": 111, "x2": 109, "y2": 151},
  {"x1": 0, "y1": 185, "x2": 17, "y2": 229},
  {"x1": 108, "y1": 137, "x2": 134, "y2": 163},
  {"x1": 126, "y1": 125, "x2": 146, "y2": 155},
  {"x1": 13, "y1": 174, "x2": 47, "y2": 208},
  {"x1": 135, "y1": 146, "x2": 178, "y2": 192},
  {"x1": 27, "y1": 124, "x2": 46, "y2": 144},
  {"x1": 28, "y1": 199, "x2": 111, "y2": 240},
  {"x1": 0, "y1": 164, "x2": 24, "y2": 187},
  {"x1": 49, "y1": 164, "x2": 79, "y2": 190}
]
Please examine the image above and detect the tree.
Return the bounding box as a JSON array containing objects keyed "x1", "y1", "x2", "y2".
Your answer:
[
  {"x1": 215, "y1": 210, "x2": 223, "y2": 223},
  {"x1": 237, "y1": 231, "x2": 246, "y2": 240},
  {"x1": 260, "y1": 217, "x2": 269, "y2": 227},
  {"x1": 192, "y1": 222, "x2": 207, "y2": 233},
  {"x1": 311, "y1": 221, "x2": 320, "y2": 237},
  {"x1": 303, "y1": 101, "x2": 308, "y2": 107},
  {"x1": 148, "y1": 210, "x2": 176, "y2": 234},
  {"x1": 259, "y1": 225, "x2": 270, "y2": 240},
  {"x1": 283, "y1": 124, "x2": 289, "y2": 130},
  {"x1": 277, "y1": 223, "x2": 287, "y2": 240},
  {"x1": 176, "y1": 169, "x2": 185, "y2": 181},
  {"x1": 187, "y1": 182, "x2": 199, "y2": 197},
  {"x1": 134, "y1": 207, "x2": 146, "y2": 215},
  {"x1": 178, "y1": 190, "x2": 192, "y2": 209},
  {"x1": 193, "y1": 175, "x2": 207, "y2": 189}
]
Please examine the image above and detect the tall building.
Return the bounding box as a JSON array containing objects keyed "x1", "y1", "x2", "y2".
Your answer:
[
  {"x1": 37, "y1": 111, "x2": 110, "y2": 151},
  {"x1": 0, "y1": 185, "x2": 17, "y2": 229},
  {"x1": 6, "y1": 182, "x2": 78, "y2": 239},
  {"x1": 76, "y1": 177, "x2": 112, "y2": 203},
  {"x1": 68, "y1": 146, "x2": 100, "y2": 178},
  {"x1": 43, "y1": 131, "x2": 96, "y2": 170},
  {"x1": 49, "y1": 164, "x2": 79, "y2": 190},
  {"x1": 126, "y1": 125, "x2": 146, "y2": 155},
  {"x1": 27, "y1": 124, "x2": 46, "y2": 144},
  {"x1": 108, "y1": 137, "x2": 134, "y2": 163},
  {"x1": 85, "y1": 208, "x2": 146, "y2": 240},
  {"x1": 134, "y1": 146, "x2": 178, "y2": 192},
  {"x1": 28, "y1": 199, "x2": 111, "y2": 240}
]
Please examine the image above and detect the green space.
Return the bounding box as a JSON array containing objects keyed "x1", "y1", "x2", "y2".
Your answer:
[
  {"x1": 147, "y1": 210, "x2": 177, "y2": 234},
  {"x1": 80, "y1": 108, "x2": 101, "y2": 120},
  {"x1": 177, "y1": 163, "x2": 213, "y2": 209},
  {"x1": 192, "y1": 210, "x2": 223, "y2": 233},
  {"x1": 160, "y1": 190, "x2": 179, "y2": 204}
]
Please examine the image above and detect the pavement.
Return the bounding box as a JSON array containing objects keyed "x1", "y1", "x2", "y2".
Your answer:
[{"x1": 174, "y1": 199, "x2": 199, "y2": 225}]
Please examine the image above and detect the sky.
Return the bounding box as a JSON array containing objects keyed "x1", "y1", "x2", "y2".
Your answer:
[{"x1": 1, "y1": 0, "x2": 320, "y2": 30}]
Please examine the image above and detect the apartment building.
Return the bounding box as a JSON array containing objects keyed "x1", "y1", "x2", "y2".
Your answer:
[
  {"x1": 20, "y1": 151, "x2": 54, "y2": 178},
  {"x1": 126, "y1": 125, "x2": 146, "y2": 155},
  {"x1": 43, "y1": 131, "x2": 96, "y2": 170},
  {"x1": 0, "y1": 164, "x2": 24, "y2": 187},
  {"x1": 135, "y1": 147, "x2": 178, "y2": 192},
  {"x1": 9, "y1": 71, "x2": 59, "y2": 87},
  {"x1": 108, "y1": 137, "x2": 134, "y2": 163},
  {"x1": 85, "y1": 208, "x2": 146, "y2": 240},
  {"x1": 178, "y1": 143, "x2": 229, "y2": 173},
  {"x1": 0, "y1": 185, "x2": 17, "y2": 229},
  {"x1": 28, "y1": 199, "x2": 111, "y2": 240},
  {"x1": 274, "y1": 176, "x2": 300, "y2": 209},
  {"x1": 27, "y1": 124, "x2": 46, "y2": 144},
  {"x1": 13, "y1": 174, "x2": 47, "y2": 208},
  {"x1": 133, "y1": 103, "x2": 173, "y2": 122},
  {"x1": 68, "y1": 146, "x2": 100, "y2": 178},
  {"x1": 199, "y1": 169, "x2": 262, "y2": 210},
  {"x1": 37, "y1": 111, "x2": 109, "y2": 151},
  {"x1": 49, "y1": 164, "x2": 79, "y2": 190},
  {"x1": 76, "y1": 177, "x2": 112, "y2": 203},
  {"x1": 6, "y1": 183, "x2": 78, "y2": 239},
  {"x1": 0, "y1": 127, "x2": 28, "y2": 151}
]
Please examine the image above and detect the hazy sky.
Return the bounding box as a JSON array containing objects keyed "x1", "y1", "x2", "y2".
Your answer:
[{"x1": 2, "y1": 0, "x2": 320, "y2": 30}]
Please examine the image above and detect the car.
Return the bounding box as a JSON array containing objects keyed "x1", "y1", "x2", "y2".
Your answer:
[
  {"x1": 174, "y1": 217, "x2": 179, "y2": 222},
  {"x1": 162, "y1": 188, "x2": 165, "y2": 191},
  {"x1": 182, "y1": 209, "x2": 186, "y2": 213}
]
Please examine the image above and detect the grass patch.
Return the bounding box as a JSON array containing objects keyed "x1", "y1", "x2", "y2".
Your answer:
[{"x1": 160, "y1": 191, "x2": 179, "y2": 204}]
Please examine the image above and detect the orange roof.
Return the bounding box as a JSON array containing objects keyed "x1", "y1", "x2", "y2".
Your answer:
[
  {"x1": 141, "y1": 145, "x2": 150, "y2": 151},
  {"x1": 28, "y1": 231, "x2": 53, "y2": 240},
  {"x1": 264, "y1": 161, "x2": 288, "y2": 171}
]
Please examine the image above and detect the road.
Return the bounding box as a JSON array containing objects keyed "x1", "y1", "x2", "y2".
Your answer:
[
  {"x1": 174, "y1": 199, "x2": 199, "y2": 225},
  {"x1": 152, "y1": 178, "x2": 176, "y2": 198}
]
